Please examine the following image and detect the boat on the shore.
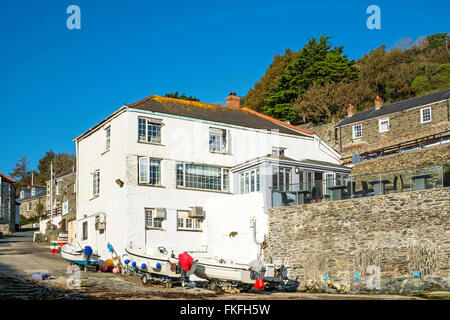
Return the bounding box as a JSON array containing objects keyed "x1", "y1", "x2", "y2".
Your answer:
[
  {"x1": 60, "y1": 243, "x2": 100, "y2": 266},
  {"x1": 124, "y1": 243, "x2": 197, "y2": 280}
]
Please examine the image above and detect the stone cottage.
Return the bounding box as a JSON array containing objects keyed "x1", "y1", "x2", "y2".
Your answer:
[
  {"x1": 16, "y1": 185, "x2": 47, "y2": 219},
  {"x1": 0, "y1": 172, "x2": 17, "y2": 234},
  {"x1": 312, "y1": 88, "x2": 450, "y2": 161}
]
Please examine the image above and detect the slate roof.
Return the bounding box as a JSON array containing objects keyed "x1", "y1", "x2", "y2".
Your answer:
[
  {"x1": 335, "y1": 88, "x2": 450, "y2": 127},
  {"x1": 127, "y1": 95, "x2": 313, "y2": 137},
  {"x1": 17, "y1": 186, "x2": 47, "y2": 202},
  {"x1": 0, "y1": 172, "x2": 17, "y2": 183}
]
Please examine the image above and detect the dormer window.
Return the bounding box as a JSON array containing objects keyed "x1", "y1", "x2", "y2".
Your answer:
[
  {"x1": 31, "y1": 187, "x2": 35, "y2": 196},
  {"x1": 20, "y1": 190, "x2": 24, "y2": 198},
  {"x1": 272, "y1": 147, "x2": 286, "y2": 157}
]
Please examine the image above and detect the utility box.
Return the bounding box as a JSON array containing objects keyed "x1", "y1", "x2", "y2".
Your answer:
[
  {"x1": 155, "y1": 208, "x2": 166, "y2": 219},
  {"x1": 188, "y1": 206, "x2": 204, "y2": 218}
]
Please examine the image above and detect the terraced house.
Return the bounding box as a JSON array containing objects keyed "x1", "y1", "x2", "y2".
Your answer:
[
  {"x1": 311, "y1": 88, "x2": 450, "y2": 163},
  {"x1": 74, "y1": 92, "x2": 349, "y2": 263},
  {"x1": 16, "y1": 185, "x2": 47, "y2": 219}
]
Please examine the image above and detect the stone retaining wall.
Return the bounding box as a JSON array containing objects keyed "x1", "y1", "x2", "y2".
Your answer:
[{"x1": 266, "y1": 187, "x2": 450, "y2": 289}]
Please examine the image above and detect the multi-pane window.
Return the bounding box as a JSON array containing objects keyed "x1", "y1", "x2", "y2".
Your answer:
[
  {"x1": 209, "y1": 128, "x2": 227, "y2": 153},
  {"x1": 378, "y1": 118, "x2": 389, "y2": 133},
  {"x1": 177, "y1": 210, "x2": 202, "y2": 231},
  {"x1": 299, "y1": 171, "x2": 314, "y2": 191},
  {"x1": 272, "y1": 167, "x2": 292, "y2": 191},
  {"x1": 27, "y1": 202, "x2": 32, "y2": 211},
  {"x1": 20, "y1": 191, "x2": 24, "y2": 198},
  {"x1": 31, "y1": 187, "x2": 35, "y2": 196},
  {"x1": 420, "y1": 107, "x2": 431, "y2": 123},
  {"x1": 105, "y1": 127, "x2": 111, "y2": 150},
  {"x1": 240, "y1": 168, "x2": 260, "y2": 194},
  {"x1": 145, "y1": 208, "x2": 163, "y2": 229},
  {"x1": 176, "y1": 163, "x2": 229, "y2": 191},
  {"x1": 92, "y1": 170, "x2": 100, "y2": 196},
  {"x1": 352, "y1": 124, "x2": 362, "y2": 139},
  {"x1": 138, "y1": 117, "x2": 162, "y2": 143},
  {"x1": 82, "y1": 221, "x2": 88, "y2": 240},
  {"x1": 138, "y1": 157, "x2": 161, "y2": 185}
]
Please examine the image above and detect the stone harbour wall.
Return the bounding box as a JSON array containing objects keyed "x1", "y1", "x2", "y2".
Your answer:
[{"x1": 266, "y1": 187, "x2": 450, "y2": 292}]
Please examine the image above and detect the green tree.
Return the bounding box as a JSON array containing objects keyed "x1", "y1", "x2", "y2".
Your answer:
[
  {"x1": 35, "y1": 150, "x2": 76, "y2": 185},
  {"x1": 165, "y1": 91, "x2": 200, "y2": 101},
  {"x1": 244, "y1": 49, "x2": 298, "y2": 113},
  {"x1": 262, "y1": 35, "x2": 358, "y2": 124}
]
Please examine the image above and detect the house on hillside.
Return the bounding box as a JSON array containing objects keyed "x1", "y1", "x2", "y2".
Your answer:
[
  {"x1": 312, "y1": 89, "x2": 450, "y2": 163},
  {"x1": 74, "y1": 91, "x2": 349, "y2": 262},
  {"x1": 0, "y1": 172, "x2": 17, "y2": 234},
  {"x1": 16, "y1": 185, "x2": 47, "y2": 219}
]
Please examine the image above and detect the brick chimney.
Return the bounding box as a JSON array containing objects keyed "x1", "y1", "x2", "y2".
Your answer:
[
  {"x1": 226, "y1": 91, "x2": 240, "y2": 108},
  {"x1": 347, "y1": 104, "x2": 356, "y2": 117},
  {"x1": 374, "y1": 95, "x2": 384, "y2": 110}
]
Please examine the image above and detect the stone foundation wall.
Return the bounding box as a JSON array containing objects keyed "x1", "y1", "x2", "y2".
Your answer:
[{"x1": 266, "y1": 187, "x2": 450, "y2": 288}]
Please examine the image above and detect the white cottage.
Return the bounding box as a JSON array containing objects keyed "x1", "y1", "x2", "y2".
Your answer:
[{"x1": 74, "y1": 92, "x2": 348, "y2": 263}]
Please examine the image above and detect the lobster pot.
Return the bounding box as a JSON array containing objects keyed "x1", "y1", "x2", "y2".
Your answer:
[{"x1": 50, "y1": 241, "x2": 59, "y2": 254}]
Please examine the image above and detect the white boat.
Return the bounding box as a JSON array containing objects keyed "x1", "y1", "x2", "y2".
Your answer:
[
  {"x1": 193, "y1": 257, "x2": 255, "y2": 284},
  {"x1": 60, "y1": 243, "x2": 100, "y2": 266},
  {"x1": 124, "y1": 243, "x2": 197, "y2": 279}
]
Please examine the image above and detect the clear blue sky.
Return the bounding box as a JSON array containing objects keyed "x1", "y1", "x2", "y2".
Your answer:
[{"x1": 0, "y1": 0, "x2": 448, "y2": 175}]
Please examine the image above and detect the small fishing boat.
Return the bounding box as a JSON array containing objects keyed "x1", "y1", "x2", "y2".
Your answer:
[
  {"x1": 124, "y1": 243, "x2": 197, "y2": 280},
  {"x1": 194, "y1": 257, "x2": 255, "y2": 284},
  {"x1": 60, "y1": 243, "x2": 100, "y2": 266}
]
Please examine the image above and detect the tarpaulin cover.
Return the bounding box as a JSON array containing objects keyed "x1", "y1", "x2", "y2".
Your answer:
[{"x1": 179, "y1": 252, "x2": 193, "y2": 271}]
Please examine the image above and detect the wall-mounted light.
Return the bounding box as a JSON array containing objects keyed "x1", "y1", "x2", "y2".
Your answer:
[
  {"x1": 115, "y1": 179, "x2": 124, "y2": 187},
  {"x1": 295, "y1": 167, "x2": 300, "y2": 174}
]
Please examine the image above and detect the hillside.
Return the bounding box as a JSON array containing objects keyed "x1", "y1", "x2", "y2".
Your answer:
[{"x1": 243, "y1": 33, "x2": 450, "y2": 125}]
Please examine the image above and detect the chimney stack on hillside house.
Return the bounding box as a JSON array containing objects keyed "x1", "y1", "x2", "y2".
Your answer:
[
  {"x1": 375, "y1": 95, "x2": 384, "y2": 110},
  {"x1": 347, "y1": 104, "x2": 356, "y2": 117},
  {"x1": 226, "y1": 91, "x2": 240, "y2": 108}
]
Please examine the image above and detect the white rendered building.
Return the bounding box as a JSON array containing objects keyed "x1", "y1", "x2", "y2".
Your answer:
[{"x1": 74, "y1": 92, "x2": 348, "y2": 263}]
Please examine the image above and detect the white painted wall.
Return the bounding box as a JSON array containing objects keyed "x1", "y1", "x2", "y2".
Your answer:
[{"x1": 75, "y1": 107, "x2": 341, "y2": 261}]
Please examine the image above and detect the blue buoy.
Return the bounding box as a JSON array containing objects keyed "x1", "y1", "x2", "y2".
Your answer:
[
  {"x1": 141, "y1": 263, "x2": 147, "y2": 269},
  {"x1": 354, "y1": 273, "x2": 360, "y2": 280},
  {"x1": 124, "y1": 259, "x2": 130, "y2": 265},
  {"x1": 413, "y1": 270, "x2": 421, "y2": 277},
  {"x1": 84, "y1": 246, "x2": 93, "y2": 255},
  {"x1": 323, "y1": 274, "x2": 328, "y2": 281},
  {"x1": 155, "y1": 263, "x2": 161, "y2": 269},
  {"x1": 131, "y1": 261, "x2": 137, "y2": 267}
]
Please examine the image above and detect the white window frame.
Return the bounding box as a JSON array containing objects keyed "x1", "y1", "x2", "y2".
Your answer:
[
  {"x1": 20, "y1": 190, "x2": 24, "y2": 198},
  {"x1": 209, "y1": 128, "x2": 227, "y2": 153},
  {"x1": 27, "y1": 202, "x2": 32, "y2": 211},
  {"x1": 177, "y1": 210, "x2": 202, "y2": 231},
  {"x1": 145, "y1": 208, "x2": 163, "y2": 229},
  {"x1": 420, "y1": 107, "x2": 432, "y2": 124},
  {"x1": 176, "y1": 162, "x2": 229, "y2": 191},
  {"x1": 138, "y1": 157, "x2": 161, "y2": 186},
  {"x1": 82, "y1": 221, "x2": 88, "y2": 240},
  {"x1": 240, "y1": 168, "x2": 260, "y2": 194},
  {"x1": 92, "y1": 170, "x2": 100, "y2": 197},
  {"x1": 31, "y1": 187, "x2": 35, "y2": 196},
  {"x1": 378, "y1": 117, "x2": 389, "y2": 133},
  {"x1": 105, "y1": 126, "x2": 111, "y2": 150},
  {"x1": 56, "y1": 183, "x2": 61, "y2": 196},
  {"x1": 272, "y1": 147, "x2": 286, "y2": 157},
  {"x1": 352, "y1": 124, "x2": 363, "y2": 139},
  {"x1": 272, "y1": 167, "x2": 292, "y2": 191},
  {"x1": 138, "y1": 117, "x2": 162, "y2": 144}
]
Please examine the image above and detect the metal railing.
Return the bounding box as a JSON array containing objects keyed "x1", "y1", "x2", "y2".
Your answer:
[
  {"x1": 271, "y1": 164, "x2": 446, "y2": 208},
  {"x1": 341, "y1": 130, "x2": 450, "y2": 165}
]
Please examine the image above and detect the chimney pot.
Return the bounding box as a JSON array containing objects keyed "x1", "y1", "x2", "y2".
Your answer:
[
  {"x1": 226, "y1": 91, "x2": 241, "y2": 108},
  {"x1": 347, "y1": 104, "x2": 356, "y2": 117},
  {"x1": 375, "y1": 95, "x2": 384, "y2": 110}
]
